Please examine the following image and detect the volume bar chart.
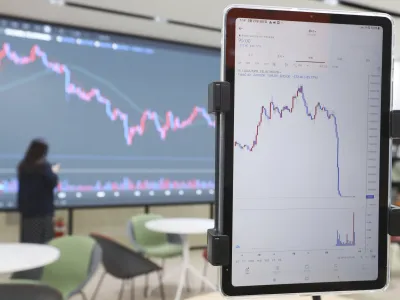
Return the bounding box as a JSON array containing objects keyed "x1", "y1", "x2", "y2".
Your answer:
[
  {"x1": 336, "y1": 213, "x2": 356, "y2": 247},
  {"x1": 0, "y1": 178, "x2": 215, "y2": 193}
]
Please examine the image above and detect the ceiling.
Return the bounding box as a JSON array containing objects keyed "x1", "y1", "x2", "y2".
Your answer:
[
  {"x1": 340, "y1": 0, "x2": 400, "y2": 15},
  {"x1": 0, "y1": 0, "x2": 399, "y2": 55},
  {"x1": 70, "y1": 0, "x2": 333, "y2": 29},
  {"x1": 0, "y1": 0, "x2": 334, "y2": 50}
]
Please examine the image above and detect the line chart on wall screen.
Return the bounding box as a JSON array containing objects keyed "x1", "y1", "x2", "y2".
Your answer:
[
  {"x1": 0, "y1": 33, "x2": 218, "y2": 207},
  {"x1": 0, "y1": 43, "x2": 216, "y2": 144}
]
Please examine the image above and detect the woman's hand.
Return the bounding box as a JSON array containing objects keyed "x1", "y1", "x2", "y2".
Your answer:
[{"x1": 51, "y1": 163, "x2": 61, "y2": 174}]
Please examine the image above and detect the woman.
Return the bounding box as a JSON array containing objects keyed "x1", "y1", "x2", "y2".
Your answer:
[{"x1": 17, "y1": 139, "x2": 60, "y2": 244}]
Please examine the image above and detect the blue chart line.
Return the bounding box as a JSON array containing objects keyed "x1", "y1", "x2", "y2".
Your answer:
[{"x1": 234, "y1": 85, "x2": 353, "y2": 198}]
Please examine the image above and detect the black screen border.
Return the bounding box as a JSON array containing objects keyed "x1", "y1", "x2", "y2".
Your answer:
[
  {"x1": 221, "y1": 7, "x2": 392, "y2": 296},
  {"x1": 0, "y1": 13, "x2": 219, "y2": 210}
]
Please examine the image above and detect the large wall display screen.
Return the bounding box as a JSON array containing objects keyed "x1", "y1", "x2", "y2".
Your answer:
[{"x1": 0, "y1": 16, "x2": 219, "y2": 208}]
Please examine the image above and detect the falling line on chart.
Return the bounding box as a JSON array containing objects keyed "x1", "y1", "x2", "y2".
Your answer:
[
  {"x1": 0, "y1": 43, "x2": 215, "y2": 145},
  {"x1": 234, "y1": 85, "x2": 353, "y2": 198}
]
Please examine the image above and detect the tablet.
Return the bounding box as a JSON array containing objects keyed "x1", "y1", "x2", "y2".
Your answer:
[{"x1": 220, "y1": 5, "x2": 393, "y2": 296}]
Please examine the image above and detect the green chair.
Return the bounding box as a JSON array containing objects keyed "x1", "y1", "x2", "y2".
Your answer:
[
  {"x1": 127, "y1": 214, "x2": 184, "y2": 295},
  {"x1": 41, "y1": 235, "x2": 102, "y2": 300},
  {"x1": 127, "y1": 214, "x2": 183, "y2": 259}
]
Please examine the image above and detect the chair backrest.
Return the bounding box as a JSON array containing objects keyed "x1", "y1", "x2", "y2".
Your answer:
[
  {"x1": 41, "y1": 235, "x2": 101, "y2": 299},
  {"x1": 90, "y1": 233, "x2": 161, "y2": 279},
  {"x1": 129, "y1": 214, "x2": 167, "y2": 248},
  {"x1": 0, "y1": 282, "x2": 63, "y2": 300}
]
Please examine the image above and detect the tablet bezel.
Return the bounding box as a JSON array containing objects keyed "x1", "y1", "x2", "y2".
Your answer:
[{"x1": 220, "y1": 6, "x2": 393, "y2": 296}]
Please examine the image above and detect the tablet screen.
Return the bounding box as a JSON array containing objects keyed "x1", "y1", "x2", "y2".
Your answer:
[{"x1": 232, "y1": 19, "x2": 383, "y2": 286}]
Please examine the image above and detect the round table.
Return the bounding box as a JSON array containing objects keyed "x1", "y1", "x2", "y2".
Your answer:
[
  {"x1": 0, "y1": 243, "x2": 60, "y2": 273},
  {"x1": 146, "y1": 218, "x2": 215, "y2": 300},
  {"x1": 184, "y1": 292, "x2": 355, "y2": 300}
]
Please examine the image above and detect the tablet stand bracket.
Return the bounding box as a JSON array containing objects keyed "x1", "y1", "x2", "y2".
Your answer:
[
  {"x1": 206, "y1": 81, "x2": 400, "y2": 291},
  {"x1": 207, "y1": 81, "x2": 231, "y2": 267}
]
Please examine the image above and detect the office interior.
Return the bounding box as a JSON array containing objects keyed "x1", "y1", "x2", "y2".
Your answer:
[{"x1": 1, "y1": 0, "x2": 400, "y2": 299}]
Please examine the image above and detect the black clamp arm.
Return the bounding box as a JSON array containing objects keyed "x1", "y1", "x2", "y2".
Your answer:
[
  {"x1": 207, "y1": 81, "x2": 231, "y2": 266},
  {"x1": 389, "y1": 205, "x2": 400, "y2": 236},
  {"x1": 391, "y1": 110, "x2": 400, "y2": 139}
]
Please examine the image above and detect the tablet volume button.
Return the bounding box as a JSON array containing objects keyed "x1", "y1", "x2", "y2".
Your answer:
[
  {"x1": 393, "y1": 33, "x2": 396, "y2": 51},
  {"x1": 392, "y1": 58, "x2": 395, "y2": 79}
]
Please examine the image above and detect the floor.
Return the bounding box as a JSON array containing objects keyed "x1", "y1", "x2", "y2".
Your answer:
[
  {"x1": 76, "y1": 248, "x2": 216, "y2": 300},
  {"x1": 70, "y1": 245, "x2": 400, "y2": 300},
  {"x1": 3, "y1": 246, "x2": 400, "y2": 300}
]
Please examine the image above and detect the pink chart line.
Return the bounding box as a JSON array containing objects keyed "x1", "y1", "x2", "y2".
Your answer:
[{"x1": 0, "y1": 43, "x2": 215, "y2": 145}]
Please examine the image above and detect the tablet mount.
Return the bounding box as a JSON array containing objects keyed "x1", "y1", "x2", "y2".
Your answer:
[{"x1": 207, "y1": 81, "x2": 400, "y2": 298}]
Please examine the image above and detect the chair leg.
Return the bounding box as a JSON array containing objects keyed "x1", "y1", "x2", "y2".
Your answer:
[
  {"x1": 81, "y1": 291, "x2": 88, "y2": 300},
  {"x1": 130, "y1": 279, "x2": 135, "y2": 300},
  {"x1": 91, "y1": 271, "x2": 106, "y2": 300},
  {"x1": 144, "y1": 274, "x2": 149, "y2": 297},
  {"x1": 161, "y1": 258, "x2": 165, "y2": 276},
  {"x1": 200, "y1": 261, "x2": 208, "y2": 292},
  {"x1": 185, "y1": 269, "x2": 191, "y2": 292},
  {"x1": 158, "y1": 271, "x2": 165, "y2": 300},
  {"x1": 181, "y1": 255, "x2": 191, "y2": 292},
  {"x1": 118, "y1": 281, "x2": 125, "y2": 300}
]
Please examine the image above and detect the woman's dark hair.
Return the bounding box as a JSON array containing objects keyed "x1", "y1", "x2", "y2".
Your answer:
[{"x1": 18, "y1": 139, "x2": 49, "y2": 171}]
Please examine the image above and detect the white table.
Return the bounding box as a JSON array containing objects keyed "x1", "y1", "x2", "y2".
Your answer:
[
  {"x1": 146, "y1": 218, "x2": 215, "y2": 300},
  {"x1": 0, "y1": 243, "x2": 60, "y2": 273}
]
